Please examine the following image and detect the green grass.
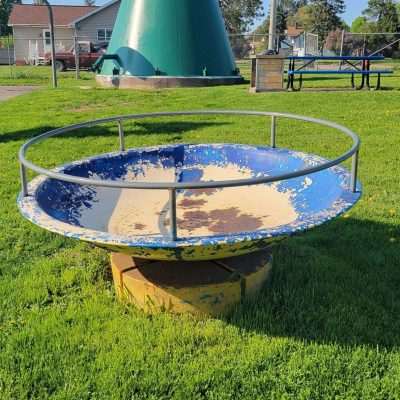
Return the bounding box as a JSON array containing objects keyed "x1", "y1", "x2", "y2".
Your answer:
[
  {"x1": 1, "y1": 69, "x2": 400, "y2": 399},
  {"x1": 0, "y1": 36, "x2": 13, "y2": 48},
  {"x1": 0, "y1": 65, "x2": 95, "y2": 87}
]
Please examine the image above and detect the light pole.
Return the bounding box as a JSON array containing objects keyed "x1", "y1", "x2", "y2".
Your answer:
[
  {"x1": 43, "y1": 0, "x2": 57, "y2": 88},
  {"x1": 268, "y1": 0, "x2": 278, "y2": 53}
]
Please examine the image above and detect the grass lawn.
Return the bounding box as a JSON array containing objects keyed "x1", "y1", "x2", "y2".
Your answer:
[{"x1": 1, "y1": 67, "x2": 400, "y2": 399}]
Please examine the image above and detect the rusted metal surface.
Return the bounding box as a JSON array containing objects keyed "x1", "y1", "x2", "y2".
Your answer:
[{"x1": 111, "y1": 250, "x2": 273, "y2": 317}]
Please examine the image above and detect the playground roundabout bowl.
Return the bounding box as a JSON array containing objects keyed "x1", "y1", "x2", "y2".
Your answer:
[{"x1": 17, "y1": 111, "x2": 362, "y2": 316}]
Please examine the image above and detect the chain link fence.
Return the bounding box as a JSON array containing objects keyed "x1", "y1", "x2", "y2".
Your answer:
[
  {"x1": 0, "y1": 31, "x2": 399, "y2": 85},
  {"x1": 325, "y1": 31, "x2": 400, "y2": 58}
]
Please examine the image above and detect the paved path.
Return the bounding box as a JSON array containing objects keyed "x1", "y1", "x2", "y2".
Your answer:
[{"x1": 0, "y1": 86, "x2": 40, "y2": 102}]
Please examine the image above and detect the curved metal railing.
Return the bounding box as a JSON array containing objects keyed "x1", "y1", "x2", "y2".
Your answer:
[{"x1": 19, "y1": 110, "x2": 361, "y2": 241}]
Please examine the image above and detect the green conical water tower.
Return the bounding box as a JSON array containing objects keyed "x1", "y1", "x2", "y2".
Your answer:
[{"x1": 95, "y1": 0, "x2": 243, "y2": 88}]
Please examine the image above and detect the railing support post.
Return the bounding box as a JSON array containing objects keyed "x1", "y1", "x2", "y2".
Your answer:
[
  {"x1": 271, "y1": 115, "x2": 277, "y2": 148},
  {"x1": 118, "y1": 120, "x2": 125, "y2": 152},
  {"x1": 169, "y1": 189, "x2": 178, "y2": 241},
  {"x1": 351, "y1": 150, "x2": 359, "y2": 193},
  {"x1": 20, "y1": 163, "x2": 29, "y2": 197}
]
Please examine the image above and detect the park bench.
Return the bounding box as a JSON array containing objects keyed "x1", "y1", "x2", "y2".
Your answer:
[{"x1": 287, "y1": 55, "x2": 394, "y2": 91}]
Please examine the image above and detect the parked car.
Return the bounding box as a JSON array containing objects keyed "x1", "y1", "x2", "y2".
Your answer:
[{"x1": 45, "y1": 41, "x2": 108, "y2": 72}]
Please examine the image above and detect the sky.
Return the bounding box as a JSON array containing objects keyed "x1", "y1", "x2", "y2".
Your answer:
[
  {"x1": 27, "y1": 0, "x2": 369, "y2": 26},
  {"x1": 262, "y1": 0, "x2": 369, "y2": 25}
]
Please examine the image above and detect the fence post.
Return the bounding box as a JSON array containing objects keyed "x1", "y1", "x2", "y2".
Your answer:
[
  {"x1": 118, "y1": 120, "x2": 125, "y2": 152},
  {"x1": 20, "y1": 163, "x2": 29, "y2": 197},
  {"x1": 351, "y1": 150, "x2": 359, "y2": 193},
  {"x1": 270, "y1": 116, "x2": 277, "y2": 148},
  {"x1": 74, "y1": 33, "x2": 80, "y2": 80},
  {"x1": 338, "y1": 30, "x2": 345, "y2": 70},
  {"x1": 43, "y1": 0, "x2": 57, "y2": 88},
  {"x1": 7, "y1": 34, "x2": 13, "y2": 79},
  {"x1": 304, "y1": 32, "x2": 308, "y2": 56}
]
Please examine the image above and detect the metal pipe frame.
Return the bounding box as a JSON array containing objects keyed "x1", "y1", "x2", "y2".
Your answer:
[
  {"x1": 169, "y1": 189, "x2": 178, "y2": 241},
  {"x1": 19, "y1": 111, "x2": 361, "y2": 193},
  {"x1": 270, "y1": 115, "x2": 277, "y2": 148},
  {"x1": 19, "y1": 110, "x2": 361, "y2": 243},
  {"x1": 118, "y1": 120, "x2": 125, "y2": 152}
]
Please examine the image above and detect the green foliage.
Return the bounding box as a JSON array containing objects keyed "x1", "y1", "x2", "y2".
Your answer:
[
  {"x1": 363, "y1": 0, "x2": 400, "y2": 33},
  {"x1": 255, "y1": 0, "x2": 308, "y2": 37},
  {"x1": 219, "y1": 0, "x2": 264, "y2": 33},
  {"x1": 1, "y1": 67, "x2": 400, "y2": 398},
  {"x1": 306, "y1": 0, "x2": 346, "y2": 50},
  {"x1": 0, "y1": 0, "x2": 20, "y2": 36},
  {"x1": 287, "y1": 5, "x2": 315, "y2": 31},
  {"x1": 286, "y1": 0, "x2": 346, "y2": 50},
  {"x1": 357, "y1": 0, "x2": 400, "y2": 56},
  {"x1": 277, "y1": 0, "x2": 309, "y2": 34},
  {"x1": 351, "y1": 16, "x2": 371, "y2": 33},
  {"x1": 0, "y1": 35, "x2": 13, "y2": 48}
]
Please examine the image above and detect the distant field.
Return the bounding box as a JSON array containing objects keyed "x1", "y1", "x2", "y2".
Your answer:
[{"x1": 0, "y1": 68, "x2": 400, "y2": 399}]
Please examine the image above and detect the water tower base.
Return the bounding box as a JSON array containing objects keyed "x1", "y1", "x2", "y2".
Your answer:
[
  {"x1": 110, "y1": 250, "x2": 272, "y2": 317},
  {"x1": 96, "y1": 75, "x2": 244, "y2": 89}
]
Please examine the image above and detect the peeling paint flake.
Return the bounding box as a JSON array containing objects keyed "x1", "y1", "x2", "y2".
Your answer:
[{"x1": 17, "y1": 143, "x2": 361, "y2": 261}]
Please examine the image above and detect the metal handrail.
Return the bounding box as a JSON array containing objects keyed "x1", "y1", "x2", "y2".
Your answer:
[{"x1": 19, "y1": 110, "x2": 361, "y2": 242}]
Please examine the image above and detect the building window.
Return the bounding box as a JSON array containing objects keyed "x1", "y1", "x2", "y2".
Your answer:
[
  {"x1": 97, "y1": 28, "x2": 113, "y2": 42},
  {"x1": 44, "y1": 31, "x2": 51, "y2": 46}
]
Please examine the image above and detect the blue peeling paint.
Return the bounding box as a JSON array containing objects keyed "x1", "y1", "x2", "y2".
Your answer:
[{"x1": 17, "y1": 144, "x2": 362, "y2": 261}]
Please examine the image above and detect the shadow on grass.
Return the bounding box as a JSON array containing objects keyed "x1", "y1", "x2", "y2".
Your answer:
[
  {"x1": 0, "y1": 121, "x2": 229, "y2": 144},
  {"x1": 226, "y1": 217, "x2": 400, "y2": 349}
]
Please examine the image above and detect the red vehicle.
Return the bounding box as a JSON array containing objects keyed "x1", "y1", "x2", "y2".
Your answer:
[{"x1": 45, "y1": 41, "x2": 108, "y2": 72}]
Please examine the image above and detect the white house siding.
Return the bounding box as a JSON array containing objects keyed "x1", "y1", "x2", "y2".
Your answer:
[
  {"x1": 12, "y1": 26, "x2": 74, "y2": 65},
  {"x1": 74, "y1": 1, "x2": 120, "y2": 44}
]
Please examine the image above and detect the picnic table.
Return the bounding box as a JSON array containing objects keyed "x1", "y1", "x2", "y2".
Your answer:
[{"x1": 286, "y1": 55, "x2": 393, "y2": 91}]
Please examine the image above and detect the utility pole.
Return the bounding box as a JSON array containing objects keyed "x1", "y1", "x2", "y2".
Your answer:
[
  {"x1": 43, "y1": 0, "x2": 58, "y2": 88},
  {"x1": 268, "y1": 0, "x2": 278, "y2": 53}
]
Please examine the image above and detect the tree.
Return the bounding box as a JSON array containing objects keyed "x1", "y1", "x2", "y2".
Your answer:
[
  {"x1": 351, "y1": 16, "x2": 371, "y2": 33},
  {"x1": 85, "y1": 0, "x2": 96, "y2": 5},
  {"x1": 300, "y1": 0, "x2": 346, "y2": 51},
  {"x1": 277, "y1": 0, "x2": 308, "y2": 35},
  {"x1": 362, "y1": 0, "x2": 400, "y2": 56},
  {"x1": 287, "y1": 5, "x2": 315, "y2": 32},
  {"x1": 219, "y1": 0, "x2": 263, "y2": 34},
  {"x1": 363, "y1": 0, "x2": 399, "y2": 33},
  {"x1": 0, "y1": 0, "x2": 21, "y2": 36},
  {"x1": 254, "y1": 1, "x2": 308, "y2": 38}
]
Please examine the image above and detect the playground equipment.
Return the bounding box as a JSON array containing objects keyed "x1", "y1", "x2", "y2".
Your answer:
[
  {"x1": 18, "y1": 111, "x2": 361, "y2": 316},
  {"x1": 94, "y1": 0, "x2": 243, "y2": 88}
]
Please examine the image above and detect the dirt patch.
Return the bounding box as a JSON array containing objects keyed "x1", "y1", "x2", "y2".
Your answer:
[
  {"x1": 178, "y1": 207, "x2": 264, "y2": 234},
  {"x1": 0, "y1": 86, "x2": 40, "y2": 102}
]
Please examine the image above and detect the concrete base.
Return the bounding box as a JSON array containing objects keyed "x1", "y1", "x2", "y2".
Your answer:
[
  {"x1": 96, "y1": 74, "x2": 244, "y2": 89},
  {"x1": 111, "y1": 250, "x2": 273, "y2": 317}
]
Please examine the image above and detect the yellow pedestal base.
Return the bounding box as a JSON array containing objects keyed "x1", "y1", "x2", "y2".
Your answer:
[{"x1": 111, "y1": 250, "x2": 273, "y2": 317}]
